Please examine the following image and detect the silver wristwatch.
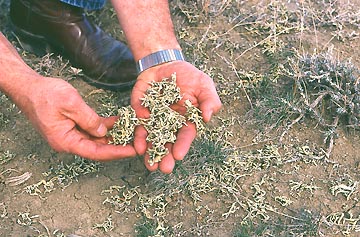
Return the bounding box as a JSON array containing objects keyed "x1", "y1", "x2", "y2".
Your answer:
[{"x1": 136, "y1": 49, "x2": 185, "y2": 74}]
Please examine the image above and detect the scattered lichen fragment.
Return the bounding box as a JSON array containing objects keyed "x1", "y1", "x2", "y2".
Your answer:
[{"x1": 108, "y1": 73, "x2": 205, "y2": 166}]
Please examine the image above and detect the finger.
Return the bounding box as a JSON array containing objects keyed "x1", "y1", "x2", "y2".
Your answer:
[
  {"x1": 76, "y1": 125, "x2": 110, "y2": 144},
  {"x1": 131, "y1": 81, "x2": 150, "y2": 118},
  {"x1": 134, "y1": 125, "x2": 148, "y2": 155},
  {"x1": 64, "y1": 129, "x2": 136, "y2": 161},
  {"x1": 199, "y1": 94, "x2": 222, "y2": 122},
  {"x1": 169, "y1": 103, "x2": 187, "y2": 115},
  {"x1": 101, "y1": 116, "x2": 119, "y2": 129},
  {"x1": 158, "y1": 144, "x2": 176, "y2": 174},
  {"x1": 68, "y1": 138, "x2": 137, "y2": 161},
  {"x1": 81, "y1": 133, "x2": 109, "y2": 144},
  {"x1": 77, "y1": 121, "x2": 133, "y2": 146},
  {"x1": 172, "y1": 122, "x2": 197, "y2": 160},
  {"x1": 64, "y1": 100, "x2": 108, "y2": 138},
  {"x1": 143, "y1": 149, "x2": 159, "y2": 172}
]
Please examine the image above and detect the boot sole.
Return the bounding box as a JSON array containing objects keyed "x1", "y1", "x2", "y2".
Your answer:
[{"x1": 11, "y1": 22, "x2": 136, "y2": 92}]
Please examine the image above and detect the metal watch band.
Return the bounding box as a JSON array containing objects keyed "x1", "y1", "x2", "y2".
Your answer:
[{"x1": 136, "y1": 49, "x2": 185, "y2": 74}]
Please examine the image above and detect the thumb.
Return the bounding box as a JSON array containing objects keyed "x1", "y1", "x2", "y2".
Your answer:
[
  {"x1": 65, "y1": 101, "x2": 107, "y2": 137},
  {"x1": 198, "y1": 90, "x2": 222, "y2": 123}
]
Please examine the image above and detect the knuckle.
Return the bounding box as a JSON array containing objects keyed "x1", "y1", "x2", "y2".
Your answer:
[
  {"x1": 63, "y1": 94, "x2": 81, "y2": 108},
  {"x1": 85, "y1": 112, "x2": 101, "y2": 129}
]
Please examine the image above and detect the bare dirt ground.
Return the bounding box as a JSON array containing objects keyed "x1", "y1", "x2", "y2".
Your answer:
[{"x1": 1, "y1": 0, "x2": 360, "y2": 237}]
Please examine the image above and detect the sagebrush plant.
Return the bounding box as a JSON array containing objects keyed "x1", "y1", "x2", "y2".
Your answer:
[
  {"x1": 247, "y1": 49, "x2": 360, "y2": 155},
  {"x1": 283, "y1": 50, "x2": 359, "y2": 155},
  {"x1": 307, "y1": 0, "x2": 360, "y2": 42},
  {"x1": 291, "y1": 51, "x2": 360, "y2": 128}
]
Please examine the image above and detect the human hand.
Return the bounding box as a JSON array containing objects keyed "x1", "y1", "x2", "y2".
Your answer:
[
  {"x1": 131, "y1": 61, "x2": 222, "y2": 173},
  {"x1": 14, "y1": 74, "x2": 137, "y2": 161}
]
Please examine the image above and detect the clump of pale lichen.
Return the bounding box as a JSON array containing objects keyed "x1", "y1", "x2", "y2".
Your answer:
[
  {"x1": 108, "y1": 106, "x2": 138, "y2": 146},
  {"x1": 141, "y1": 103, "x2": 187, "y2": 164},
  {"x1": 108, "y1": 73, "x2": 205, "y2": 166},
  {"x1": 141, "y1": 74, "x2": 187, "y2": 165},
  {"x1": 184, "y1": 99, "x2": 205, "y2": 134}
]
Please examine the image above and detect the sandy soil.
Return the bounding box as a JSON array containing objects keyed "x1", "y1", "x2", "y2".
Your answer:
[{"x1": 1, "y1": 1, "x2": 360, "y2": 236}]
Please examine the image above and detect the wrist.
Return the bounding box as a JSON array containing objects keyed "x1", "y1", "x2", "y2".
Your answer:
[
  {"x1": 136, "y1": 49, "x2": 186, "y2": 75},
  {"x1": 110, "y1": 1, "x2": 182, "y2": 61},
  {"x1": 1, "y1": 70, "x2": 41, "y2": 104},
  {"x1": 132, "y1": 42, "x2": 182, "y2": 61}
]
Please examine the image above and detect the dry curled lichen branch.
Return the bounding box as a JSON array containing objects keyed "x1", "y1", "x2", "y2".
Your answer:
[
  {"x1": 185, "y1": 99, "x2": 205, "y2": 134},
  {"x1": 108, "y1": 73, "x2": 205, "y2": 166},
  {"x1": 141, "y1": 73, "x2": 206, "y2": 166},
  {"x1": 108, "y1": 106, "x2": 138, "y2": 146}
]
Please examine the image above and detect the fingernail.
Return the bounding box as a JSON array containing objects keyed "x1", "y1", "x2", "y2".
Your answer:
[
  {"x1": 97, "y1": 124, "x2": 107, "y2": 136},
  {"x1": 205, "y1": 110, "x2": 213, "y2": 122}
]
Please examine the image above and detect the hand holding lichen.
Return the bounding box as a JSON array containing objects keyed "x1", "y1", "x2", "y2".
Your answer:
[{"x1": 108, "y1": 73, "x2": 205, "y2": 166}]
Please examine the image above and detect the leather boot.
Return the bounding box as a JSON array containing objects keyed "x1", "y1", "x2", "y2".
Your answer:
[{"x1": 10, "y1": 0, "x2": 137, "y2": 91}]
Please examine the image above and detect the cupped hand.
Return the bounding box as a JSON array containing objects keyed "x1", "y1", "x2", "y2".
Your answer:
[
  {"x1": 131, "y1": 61, "x2": 222, "y2": 173},
  {"x1": 15, "y1": 75, "x2": 137, "y2": 161}
]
